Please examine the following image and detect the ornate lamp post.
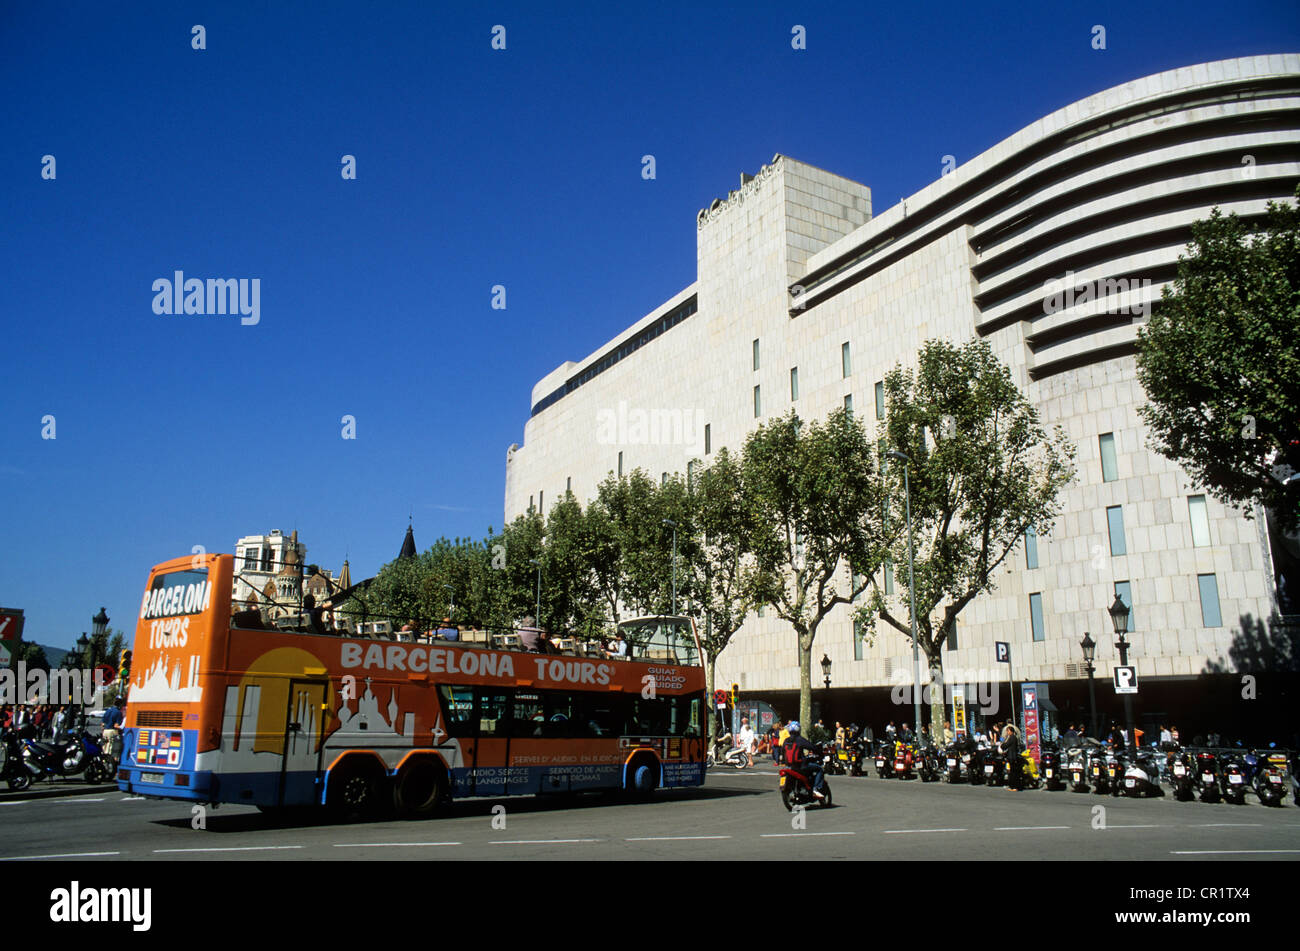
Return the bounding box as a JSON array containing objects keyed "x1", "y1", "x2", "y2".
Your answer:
[
  {"x1": 1080, "y1": 632, "x2": 1098, "y2": 739},
  {"x1": 1108, "y1": 594, "x2": 1135, "y2": 751},
  {"x1": 820, "y1": 653, "x2": 832, "y2": 727},
  {"x1": 662, "y1": 518, "x2": 678, "y2": 616},
  {"x1": 887, "y1": 450, "x2": 923, "y2": 741}
]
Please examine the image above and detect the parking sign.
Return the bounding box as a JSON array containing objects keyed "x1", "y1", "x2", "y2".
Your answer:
[
  {"x1": 995, "y1": 641, "x2": 1011, "y2": 664},
  {"x1": 1113, "y1": 665, "x2": 1139, "y2": 694}
]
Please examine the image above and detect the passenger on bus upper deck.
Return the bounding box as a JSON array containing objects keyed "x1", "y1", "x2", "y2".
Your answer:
[
  {"x1": 605, "y1": 632, "x2": 628, "y2": 660},
  {"x1": 437, "y1": 619, "x2": 460, "y2": 642}
]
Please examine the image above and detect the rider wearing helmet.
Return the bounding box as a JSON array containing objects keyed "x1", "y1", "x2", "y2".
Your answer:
[{"x1": 780, "y1": 721, "x2": 827, "y2": 799}]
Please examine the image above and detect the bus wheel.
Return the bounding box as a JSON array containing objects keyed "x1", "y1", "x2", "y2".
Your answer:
[
  {"x1": 626, "y1": 758, "x2": 659, "y2": 799},
  {"x1": 394, "y1": 759, "x2": 447, "y2": 818},
  {"x1": 328, "y1": 761, "x2": 386, "y2": 819}
]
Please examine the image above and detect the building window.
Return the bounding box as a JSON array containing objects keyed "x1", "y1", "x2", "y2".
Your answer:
[
  {"x1": 529, "y1": 495, "x2": 534, "y2": 512},
  {"x1": 617, "y1": 452, "x2": 623, "y2": 477},
  {"x1": 841, "y1": 341, "x2": 851, "y2": 378},
  {"x1": 790, "y1": 367, "x2": 799, "y2": 402},
  {"x1": 1197, "y1": 574, "x2": 1222, "y2": 627},
  {"x1": 243, "y1": 548, "x2": 258, "y2": 570},
  {"x1": 1106, "y1": 505, "x2": 1126, "y2": 556},
  {"x1": 1188, "y1": 495, "x2": 1210, "y2": 547},
  {"x1": 539, "y1": 490, "x2": 544, "y2": 512},
  {"x1": 1029, "y1": 592, "x2": 1045, "y2": 642},
  {"x1": 752, "y1": 338, "x2": 760, "y2": 371},
  {"x1": 945, "y1": 618, "x2": 958, "y2": 651},
  {"x1": 754, "y1": 385, "x2": 761, "y2": 418},
  {"x1": 883, "y1": 558, "x2": 894, "y2": 595},
  {"x1": 566, "y1": 476, "x2": 572, "y2": 494},
  {"x1": 687, "y1": 459, "x2": 697, "y2": 490},
  {"x1": 1025, "y1": 526, "x2": 1039, "y2": 570},
  {"x1": 661, "y1": 472, "x2": 668, "y2": 486},
  {"x1": 1113, "y1": 580, "x2": 1133, "y2": 632},
  {"x1": 261, "y1": 547, "x2": 272, "y2": 571},
  {"x1": 851, "y1": 571, "x2": 864, "y2": 603},
  {"x1": 704, "y1": 423, "x2": 711, "y2": 455},
  {"x1": 1099, "y1": 433, "x2": 1118, "y2": 483},
  {"x1": 853, "y1": 618, "x2": 864, "y2": 660},
  {"x1": 874, "y1": 381, "x2": 885, "y2": 420},
  {"x1": 844, "y1": 394, "x2": 853, "y2": 415}
]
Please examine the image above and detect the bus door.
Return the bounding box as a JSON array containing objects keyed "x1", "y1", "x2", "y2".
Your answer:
[
  {"x1": 279, "y1": 679, "x2": 328, "y2": 806},
  {"x1": 470, "y1": 688, "x2": 511, "y2": 797}
]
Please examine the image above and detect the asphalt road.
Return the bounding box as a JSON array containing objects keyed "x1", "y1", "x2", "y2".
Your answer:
[{"x1": 3, "y1": 767, "x2": 1299, "y2": 861}]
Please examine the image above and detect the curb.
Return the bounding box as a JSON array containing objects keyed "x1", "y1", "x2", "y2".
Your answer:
[{"x1": 1, "y1": 783, "x2": 119, "y2": 802}]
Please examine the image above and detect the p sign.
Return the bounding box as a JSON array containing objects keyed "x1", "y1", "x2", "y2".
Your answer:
[
  {"x1": 1113, "y1": 665, "x2": 1138, "y2": 695},
  {"x1": 994, "y1": 641, "x2": 1011, "y2": 664}
]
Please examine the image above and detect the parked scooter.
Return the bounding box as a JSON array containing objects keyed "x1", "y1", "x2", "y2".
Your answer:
[
  {"x1": 916, "y1": 743, "x2": 941, "y2": 783},
  {"x1": 0, "y1": 730, "x2": 36, "y2": 791},
  {"x1": 943, "y1": 738, "x2": 972, "y2": 783},
  {"x1": 1220, "y1": 752, "x2": 1249, "y2": 805},
  {"x1": 983, "y1": 747, "x2": 1007, "y2": 787},
  {"x1": 1195, "y1": 750, "x2": 1222, "y2": 803},
  {"x1": 1089, "y1": 747, "x2": 1112, "y2": 794},
  {"x1": 892, "y1": 740, "x2": 916, "y2": 780},
  {"x1": 1066, "y1": 744, "x2": 1091, "y2": 792},
  {"x1": 1168, "y1": 748, "x2": 1196, "y2": 802},
  {"x1": 1121, "y1": 749, "x2": 1165, "y2": 798},
  {"x1": 1041, "y1": 743, "x2": 1065, "y2": 791},
  {"x1": 874, "y1": 739, "x2": 895, "y2": 779},
  {"x1": 1253, "y1": 750, "x2": 1289, "y2": 807},
  {"x1": 20, "y1": 734, "x2": 81, "y2": 783}
]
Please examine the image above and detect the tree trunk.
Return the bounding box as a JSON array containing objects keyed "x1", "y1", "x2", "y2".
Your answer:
[
  {"x1": 706, "y1": 655, "x2": 718, "y2": 747},
  {"x1": 798, "y1": 628, "x2": 812, "y2": 727},
  {"x1": 927, "y1": 648, "x2": 946, "y2": 746}
]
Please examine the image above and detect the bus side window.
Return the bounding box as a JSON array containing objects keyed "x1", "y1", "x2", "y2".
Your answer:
[
  {"x1": 542, "y1": 692, "x2": 575, "y2": 738},
  {"x1": 477, "y1": 689, "x2": 510, "y2": 736},
  {"x1": 437, "y1": 686, "x2": 475, "y2": 738}
]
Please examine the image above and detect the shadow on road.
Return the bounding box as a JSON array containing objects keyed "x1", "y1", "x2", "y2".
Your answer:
[{"x1": 151, "y1": 782, "x2": 766, "y2": 833}]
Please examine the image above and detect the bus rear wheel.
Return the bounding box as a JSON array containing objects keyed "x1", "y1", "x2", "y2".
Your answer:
[
  {"x1": 328, "y1": 760, "x2": 387, "y2": 819},
  {"x1": 393, "y1": 759, "x2": 447, "y2": 818},
  {"x1": 625, "y1": 758, "x2": 659, "y2": 799}
]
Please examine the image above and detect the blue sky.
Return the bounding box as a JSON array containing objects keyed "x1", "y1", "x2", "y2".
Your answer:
[{"x1": 2, "y1": 0, "x2": 1296, "y2": 651}]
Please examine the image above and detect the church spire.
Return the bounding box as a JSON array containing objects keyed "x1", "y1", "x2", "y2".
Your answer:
[{"x1": 399, "y1": 522, "x2": 416, "y2": 560}]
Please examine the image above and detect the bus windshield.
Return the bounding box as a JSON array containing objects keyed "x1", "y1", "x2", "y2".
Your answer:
[{"x1": 616, "y1": 616, "x2": 700, "y2": 666}]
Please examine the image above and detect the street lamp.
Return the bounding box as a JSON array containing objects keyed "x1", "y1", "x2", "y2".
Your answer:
[
  {"x1": 821, "y1": 653, "x2": 832, "y2": 727},
  {"x1": 76, "y1": 632, "x2": 90, "y2": 729},
  {"x1": 442, "y1": 584, "x2": 455, "y2": 622},
  {"x1": 887, "y1": 450, "x2": 923, "y2": 742},
  {"x1": 1108, "y1": 593, "x2": 1136, "y2": 752},
  {"x1": 528, "y1": 559, "x2": 542, "y2": 628},
  {"x1": 1080, "y1": 632, "x2": 1098, "y2": 739},
  {"x1": 92, "y1": 607, "x2": 109, "y2": 642},
  {"x1": 662, "y1": 518, "x2": 678, "y2": 616}
]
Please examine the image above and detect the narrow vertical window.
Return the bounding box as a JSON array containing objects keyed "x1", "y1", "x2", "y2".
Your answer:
[
  {"x1": 883, "y1": 558, "x2": 894, "y2": 595},
  {"x1": 1025, "y1": 526, "x2": 1039, "y2": 569},
  {"x1": 752, "y1": 338, "x2": 760, "y2": 371},
  {"x1": 853, "y1": 618, "x2": 864, "y2": 660},
  {"x1": 1197, "y1": 574, "x2": 1222, "y2": 627},
  {"x1": 661, "y1": 472, "x2": 668, "y2": 486},
  {"x1": 538, "y1": 490, "x2": 543, "y2": 512},
  {"x1": 754, "y1": 385, "x2": 761, "y2": 418},
  {"x1": 1029, "y1": 593, "x2": 1045, "y2": 642},
  {"x1": 1188, "y1": 495, "x2": 1210, "y2": 547},
  {"x1": 704, "y1": 423, "x2": 711, "y2": 455},
  {"x1": 617, "y1": 452, "x2": 623, "y2": 477},
  {"x1": 1113, "y1": 580, "x2": 1133, "y2": 632},
  {"x1": 566, "y1": 476, "x2": 572, "y2": 493},
  {"x1": 875, "y1": 381, "x2": 885, "y2": 420},
  {"x1": 945, "y1": 618, "x2": 958, "y2": 651},
  {"x1": 790, "y1": 367, "x2": 799, "y2": 402},
  {"x1": 844, "y1": 394, "x2": 853, "y2": 415},
  {"x1": 1099, "y1": 432, "x2": 1118, "y2": 483},
  {"x1": 1106, "y1": 505, "x2": 1126, "y2": 556},
  {"x1": 841, "y1": 341, "x2": 851, "y2": 378}
]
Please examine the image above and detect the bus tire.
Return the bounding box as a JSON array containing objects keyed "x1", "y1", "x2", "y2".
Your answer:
[
  {"x1": 327, "y1": 758, "x2": 387, "y2": 819},
  {"x1": 625, "y1": 755, "x2": 659, "y2": 799},
  {"x1": 393, "y1": 758, "x2": 447, "y2": 818}
]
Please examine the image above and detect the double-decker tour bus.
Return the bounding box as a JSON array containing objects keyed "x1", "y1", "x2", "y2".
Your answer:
[{"x1": 118, "y1": 553, "x2": 706, "y2": 815}]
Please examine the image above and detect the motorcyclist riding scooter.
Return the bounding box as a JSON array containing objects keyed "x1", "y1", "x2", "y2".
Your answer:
[{"x1": 778, "y1": 721, "x2": 831, "y2": 808}]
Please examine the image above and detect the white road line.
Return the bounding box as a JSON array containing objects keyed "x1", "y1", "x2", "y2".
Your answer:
[
  {"x1": 1190, "y1": 823, "x2": 1263, "y2": 827},
  {"x1": 1105, "y1": 824, "x2": 1163, "y2": 829},
  {"x1": 333, "y1": 842, "x2": 461, "y2": 848},
  {"x1": 0, "y1": 851, "x2": 121, "y2": 861},
  {"x1": 45, "y1": 798, "x2": 106, "y2": 803},
  {"x1": 760, "y1": 831, "x2": 856, "y2": 837},
  {"x1": 1172, "y1": 849, "x2": 1300, "y2": 855},
  {"x1": 153, "y1": 846, "x2": 303, "y2": 853},
  {"x1": 120, "y1": 796, "x2": 145, "y2": 801},
  {"x1": 884, "y1": 828, "x2": 967, "y2": 834},
  {"x1": 625, "y1": 835, "x2": 732, "y2": 841},
  {"x1": 489, "y1": 839, "x2": 601, "y2": 845},
  {"x1": 995, "y1": 826, "x2": 1070, "y2": 831}
]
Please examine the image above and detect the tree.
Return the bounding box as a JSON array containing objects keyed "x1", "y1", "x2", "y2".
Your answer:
[
  {"x1": 687, "y1": 448, "x2": 772, "y2": 745},
  {"x1": 858, "y1": 338, "x2": 1076, "y2": 737},
  {"x1": 743, "y1": 408, "x2": 892, "y2": 727},
  {"x1": 1136, "y1": 188, "x2": 1300, "y2": 531}
]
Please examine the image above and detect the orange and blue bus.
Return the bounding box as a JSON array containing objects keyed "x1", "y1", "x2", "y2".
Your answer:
[{"x1": 118, "y1": 553, "x2": 707, "y2": 815}]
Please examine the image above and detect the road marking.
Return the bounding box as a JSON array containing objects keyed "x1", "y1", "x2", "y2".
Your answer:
[
  {"x1": 489, "y1": 839, "x2": 601, "y2": 845},
  {"x1": 759, "y1": 831, "x2": 856, "y2": 838},
  {"x1": 1106, "y1": 824, "x2": 1162, "y2": 829},
  {"x1": 1172, "y1": 849, "x2": 1300, "y2": 855},
  {"x1": 625, "y1": 835, "x2": 732, "y2": 841},
  {"x1": 995, "y1": 826, "x2": 1070, "y2": 831},
  {"x1": 0, "y1": 851, "x2": 121, "y2": 861},
  {"x1": 884, "y1": 828, "x2": 967, "y2": 834},
  {"x1": 121, "y1": 796, "x2": 145, "y2": 801},
  {"x1": 45, "y1": 798, "x2": 106, "y2": 803},
  {"x1": 153, "y1": 846, "x2": 303, "y2": 853},
  {"x1": 333, "y1": 842, "x2": 461, "y2": 848},
  {"x1": 1190, "y1": 823, "x2": 1263, "y2": 827}
]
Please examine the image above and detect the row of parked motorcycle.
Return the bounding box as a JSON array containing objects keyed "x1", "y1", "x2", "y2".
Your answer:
[
  {"x1": 0, "y1": 726, "x2": 120, "y2": 791},
  {"x1": 818, "y1": 734, "x2": 1294, "y2": 806}
]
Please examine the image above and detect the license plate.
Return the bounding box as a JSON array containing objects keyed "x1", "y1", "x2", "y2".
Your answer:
[
  {"x1": 140, "y1": 772, "x2": 165, "y2": 784},
  {"x1": 1125, "y1": 778, "x2": 1135, "y2": 787},
  {"x1": 1108, "y1": 768, "x2": 1115, "y2": 776},
  {"x1": 1045, "y1": 769, "x2": 1053, "y2": 777},
  {"x1": 1203, "y1": 774, "x2": 1215, "y2": 782},
  {"x1": 895, "y1": 763, "x2": 905, "y2": 770},
  {"x1": 947, "y1": 758, "x2": 956, "y2": 766},
  {"x1": 1174, "y1": 765, "x2": 1185, "y2": 776},
  {"x1": 1269, "y1": 776, "x2": 1282, "y2": 784},
  {"x1": 1229, "y1": 774, "x2": 1243, "y2": 784},
  {"x1": 985, "y1": 765, "x2": 994, "y2": 774}
]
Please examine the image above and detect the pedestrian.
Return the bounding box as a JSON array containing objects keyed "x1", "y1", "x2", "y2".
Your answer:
[
  {"x1": 101, "y1": 697, "x2": 125, "y2": 760},
  {"x1": 52, "y1": 705, "x2": 68, "y2": 742},
  {"x1": 737, "y1": 717, "x2": 756, "y2": 768},
  {"x1": 1003, "y1": 724, "x2": 1024, "y2": 791},
  {"x1": 1159, "y1": 724, "x2": 1172, "y2": 746},
  {"x1": 885, "y1": 721, "x2": 896, "y2": 741}
]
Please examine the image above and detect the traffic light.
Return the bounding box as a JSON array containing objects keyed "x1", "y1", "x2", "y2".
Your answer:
[
  {"x1": 119, "y1": 650, "x2": 132, "y2": 683},
  {"x1": 730, "y1": 683, "x2": 739, "y2": 706}
]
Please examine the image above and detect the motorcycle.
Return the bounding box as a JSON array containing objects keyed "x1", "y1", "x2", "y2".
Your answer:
[
  {"x1": 20, "y1": 734, "x2": 81, "y2": 783},
  {"x1": 943, "y1": 739, "x2": 972, "y2": 783},
  {"x1": 916, "y1": 744, "x2": 941, "y2": 783},
  {"x1": 874, "y1": 739, "x2": 895, "y2": 779},
  {"x1": 1253, "y1": 750, "x2": 1289, "y2": 807},
  {"x1": 824, "y1": 742, "x2": 845, "y2": 776},
  {"x1": 848, "y1": 734, "x2": 871, "y2": 777},
  {"x1": 1014, "y1": 750, "x2": 1042, "y2": 790},
  {"x1": 779, "y1": 748, "x2": 833, "y2": 810},
  {"x1": 0, "y1": 730, "x2": 36, "y2": 791},
  {"x1": 1041, "y1": 743, "x2": 1065, "y2": 791},
  {"x1": 1195, "y1": 750, "x2": 1222, "y2": 803},
  {"x1": 1220, "y1": 753, "x2": 1248, "y2": 805},
  {"x1": 60, "y1": 728, "x2": 106, "y2": 779},
  {"x1": 706, "y1": 732, "x2": 750, "y2": 769},
  {"x1": 1168, "y1": 748, "x2": 1196, "y2": 802},
  {"x1": 1121, "y1": 749, "x2": 1165, "y2": 798},
  {"x1": 1089, "y1": 747, "x2": 1112, "y2": 795},
  {"x1": 1066, "y1": 745, "x2": 1091, "y2": 792},
  {"x1": 892, "y1": 740, "x2": 916, "y2": 780},
  {"x1": 983, "y1": 747, "x2": 1006, "y2": 787}
]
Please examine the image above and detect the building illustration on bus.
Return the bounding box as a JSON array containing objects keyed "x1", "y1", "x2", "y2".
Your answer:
[{"x1": 119, "y1": 553, "x2": 707, "y2": 816}]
